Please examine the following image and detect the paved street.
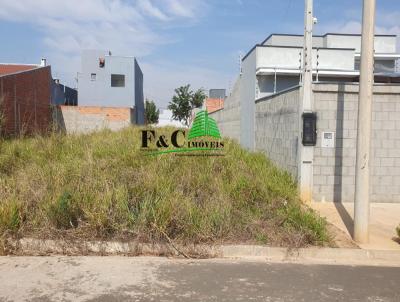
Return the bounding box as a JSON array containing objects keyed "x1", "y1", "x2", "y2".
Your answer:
[{"x1": 0, "y1": 256, "x2": 399, "y2": 301}]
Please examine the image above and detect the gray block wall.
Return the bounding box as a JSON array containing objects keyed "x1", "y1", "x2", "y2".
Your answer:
[
  {"x1": 255, "y1": 86, "x2": 300, "y2": 178},
  {"x1": 210, "y1": 79, "x2": 400, "y2": 203},
  {"x1": 240, "y1": 50, "x2": 257, "y2": 149},
  {"x1": 313, "y1": 83, "x2": 400, "y2": 203},
  {"x1": 209, "y1": 78, "x2": 241, "y2": 142}
]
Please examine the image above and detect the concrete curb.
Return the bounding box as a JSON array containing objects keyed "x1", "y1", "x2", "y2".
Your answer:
[
  {"x1": 221, "y1": 245, "x2": 400, "y2": 266},
  {"x1": 5, "y1": 238, "x2": 400, "y2": 267}
]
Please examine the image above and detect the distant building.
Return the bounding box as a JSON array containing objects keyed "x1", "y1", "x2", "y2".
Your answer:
[
  {"x1": 205, "y1": 89, "x2": 225, "y2": 113},
  {"x1": 157, "y1": 109, "x2": 185, "y2": 128},
  {"x1": 209, "y1": 89, "x2": 226, "y2": 99},
  {"x1": 52, "y1": 79, "x2": 78, "y2": 106},
  {"x1": 77, "y1": 50, "x2": 144, "y2": 125},
  {"x1": 0, "y1": 60, "x2": 76, "y2": 136}
]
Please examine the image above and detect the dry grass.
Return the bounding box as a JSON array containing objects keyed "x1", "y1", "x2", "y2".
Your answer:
[{"x1": 0, "y1": 127, "x2": 330, "y2": 249}]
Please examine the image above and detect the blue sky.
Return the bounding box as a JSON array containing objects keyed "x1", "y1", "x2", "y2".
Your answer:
[{"x1": 0, "y1": 0, "x2": 399, "y2": 107}]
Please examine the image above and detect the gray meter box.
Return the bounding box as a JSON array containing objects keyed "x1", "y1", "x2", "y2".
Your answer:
[{"x1": 321, "y1": 132, "x2": 335, "y2": 148}]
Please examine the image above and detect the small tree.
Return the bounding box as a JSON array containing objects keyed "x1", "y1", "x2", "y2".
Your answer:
[
  {"x1": 145, "y1": 99, "x2": 160, "y2": 124},
  {"x1": 168, "y1": 84, "x2": 206, "y2": 126}
]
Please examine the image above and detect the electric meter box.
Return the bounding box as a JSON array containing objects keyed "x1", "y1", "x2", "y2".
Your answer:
[
  {"x1": 302, "y1": 112, "x2": 317, "y2": 146},
  {"x1": 321, "y1": 131, "x2": 335, "y2": 148}
]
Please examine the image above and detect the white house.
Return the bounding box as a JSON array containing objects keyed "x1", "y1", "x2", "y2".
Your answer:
[
  {"x1": 243, "y1": 33, "x2": 400, "y2": 99},
  {"x1": 77, "y1": 50, "x2": 145, "y2": 125}
]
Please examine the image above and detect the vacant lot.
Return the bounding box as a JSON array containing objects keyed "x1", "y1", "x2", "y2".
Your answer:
[{"x1": 0, "y1": 127, "x2": 329, "y2": 251}]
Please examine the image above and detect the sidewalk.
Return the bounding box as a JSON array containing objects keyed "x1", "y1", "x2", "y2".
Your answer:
[{"x1": 310, "y1": 202, "x2": 400, "y2": 251}]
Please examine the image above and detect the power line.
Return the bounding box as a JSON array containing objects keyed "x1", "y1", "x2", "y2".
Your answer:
[{"x1": 281, "y1": 0, "x2": 294, "y2": 24}]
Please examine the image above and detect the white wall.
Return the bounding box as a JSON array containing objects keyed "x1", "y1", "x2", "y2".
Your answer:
[
  {"x1": 263, "y1": 34, "x2": 397, "y2": 54},
  {"x1": 157, "y1": 109, "x2": 185, "y2": 128},
  {"x1": 256, "y1": 47, "x2": 302, "y2": 69},
  {"x1": 324, "y1": 35, "x2": 397, "y2": 53},
  {"x1": 263, "y1": 35, "x2": 324, "y2": 48},
  {"x1": 240, "y1": 50, "x2": 257, "y2": 149},
  {"x1": 256, "y1": 47, "x2": 355, "y2": 71},
  {"x1": 78, "y1": 50, "x2": 136, "y2": 108}
]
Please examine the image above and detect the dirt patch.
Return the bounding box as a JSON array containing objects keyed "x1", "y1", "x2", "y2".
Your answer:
[{"x1": 326, "y1": 223, "x2": 359, "y2": 249}]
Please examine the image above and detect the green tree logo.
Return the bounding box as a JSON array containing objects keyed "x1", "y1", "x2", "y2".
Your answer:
[{"x1": 188, "y1": 110, "x2": 221, "y2": 140}]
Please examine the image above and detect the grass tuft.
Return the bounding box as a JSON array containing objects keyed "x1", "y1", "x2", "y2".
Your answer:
[{"x1": 47, "y1": 192, "x2": 81, "y2": 229}]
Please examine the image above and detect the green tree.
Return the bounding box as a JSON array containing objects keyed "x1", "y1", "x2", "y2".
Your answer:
[
  {"x1": 145, "y1": 99, "x2": 160, "y2": 124},
  {"x1": 168, "y1": 84, "x2": 206, "y2": 126}
]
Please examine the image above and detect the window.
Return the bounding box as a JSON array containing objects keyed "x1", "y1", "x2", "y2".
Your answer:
[
  {"x1": 111, "y1": 74, "x2": 125, "y2": 87},
  {"x1": 91, "y1": 73, "x2": 96, "y2": 81},
  {"x1": 99, "y1": 58, "x2": 105, "y2": 68}
]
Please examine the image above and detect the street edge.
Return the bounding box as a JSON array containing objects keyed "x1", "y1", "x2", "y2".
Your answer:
[{"x1": 4, "y1": 238, "x2": 400, "y2": 267}]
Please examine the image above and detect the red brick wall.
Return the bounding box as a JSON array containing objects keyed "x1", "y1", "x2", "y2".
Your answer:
[
  {"x1": 206, "y1": 98, "x2": 224, "y2": 113},
  {"x1": 59, "y1": 106, "x2": 131, "y2": 121},
  {"x1": 0, "y1": 66, "x2": 52, "y2": 136}
]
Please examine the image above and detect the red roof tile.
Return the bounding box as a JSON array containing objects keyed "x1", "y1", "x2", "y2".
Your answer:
[{"x1": 0, "y1": 64, "x2": 38, "y2": 76}]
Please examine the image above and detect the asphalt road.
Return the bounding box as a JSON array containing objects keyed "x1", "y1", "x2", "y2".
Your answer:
[{"x1": 0, "y1": 256, "x2": 399, "y2": 301}]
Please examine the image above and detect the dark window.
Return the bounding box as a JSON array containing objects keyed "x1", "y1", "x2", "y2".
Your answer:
[
  {"x1": 99, "y1": 58, "x2": 105, "y2": 68},
  {"x1": 91, "y1": 73, "x2": 96, "y2": 81},
  {"x1": 111, "y1": 74, "x2": 125, "y2": 87}
]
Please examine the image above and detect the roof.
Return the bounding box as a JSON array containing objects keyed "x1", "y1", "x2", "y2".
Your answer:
[
  {"x1": 0, "y1": 64, "x2": 38, "y2": 76},
  {"x1": 261, "y1": 33, "x2": 397, "y2": 45},
  {"x1": 242, "y1": 44, "x2": 355, "y2": 61},
  {"x1": 244, "y1": 32, "x2": 398, "y2": 62}
]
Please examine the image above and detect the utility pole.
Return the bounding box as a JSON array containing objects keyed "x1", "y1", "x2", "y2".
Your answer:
[
  {"x1": 298, "y1": 0, "x2": 314, "y2": 202},
  {"x1": 354, "y1": 0, "x2": 376, "y2": 243},
  {"x1": 303, "y1": 0, "x2": 313, "y2": 109}
]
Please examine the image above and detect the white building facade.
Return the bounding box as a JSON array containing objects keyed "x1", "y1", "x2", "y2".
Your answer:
[{"x1": 252, "y1": 33, "x2": 399, "y2": 99}]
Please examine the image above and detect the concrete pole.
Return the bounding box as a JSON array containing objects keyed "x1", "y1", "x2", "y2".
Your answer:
[
  {"x1": 354, "y1": 0, "x2": 376, "y2": 244},
  {"x1": 302, "y1": 0, "x2": 313, "y2": 110},
  {"x1": 298, "y1": 0, "x2": 314, "y2": 202}
]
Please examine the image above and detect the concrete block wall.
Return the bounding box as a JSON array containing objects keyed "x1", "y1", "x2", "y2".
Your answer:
[
  {"x1": 313, "y1": 83, "x2": 400, "y2": 203},
  {"x1": 54, "y1": 106, "x2": 134, "y2": 134},
  {"x1": 209, "y1": 78, "x2": 241, "y2": 142},
  {"x1": 211, "y1": 79, "x2": 400, "y2": 203},
  {"x1": 255, "y1": 86, "x2": 300, "y2": 178}
]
